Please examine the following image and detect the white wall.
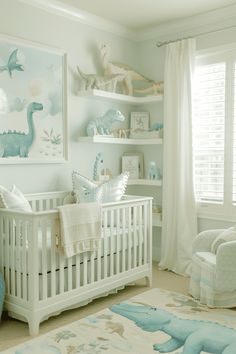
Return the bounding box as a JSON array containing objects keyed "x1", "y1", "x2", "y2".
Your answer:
[{"x1": 0, "y1": 0, "x2": 139, "y2": 193}]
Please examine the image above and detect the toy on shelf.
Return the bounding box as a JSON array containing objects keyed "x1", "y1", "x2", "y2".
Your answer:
[
  {"x1": 77, "y1": 65, "x2": 124, "y2": 92},
  {"x1": 100, "y1": 44, "x2": 154, "y2": 96},
  {"x1": 86, "y1": 109, "x2": 125, "y2": 137},
  {"x1": 135, "y1": 81, "x2": 164, "y2": 96},
  {"x1": 148, "y1": 161, "x2": 161, "y2": 180}
]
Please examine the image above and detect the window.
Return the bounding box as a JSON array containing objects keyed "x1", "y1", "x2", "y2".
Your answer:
[{"x1": 193, "y1": 47, "x2": 236, "y2": 219}]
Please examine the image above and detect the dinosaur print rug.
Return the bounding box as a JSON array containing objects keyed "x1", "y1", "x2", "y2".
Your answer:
[{"x1": 3, "y1": 288, "x2": 236, "y2": 354}]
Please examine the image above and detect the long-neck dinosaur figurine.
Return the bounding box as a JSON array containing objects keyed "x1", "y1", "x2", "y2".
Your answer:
[
  {"x1": 100, "y1": 44, "x2": 153, "y2": 96},
  {"x1": 0, "y1": 101, "x2": 43, "y2": 158}
]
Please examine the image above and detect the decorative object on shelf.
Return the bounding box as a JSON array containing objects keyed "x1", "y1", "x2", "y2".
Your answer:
[
  {"x1": 112, "y1": 128, "x2": 131, "y2": 139},
  {"x1": 86, "y1": 109, "x2": 125, "y2": 137},
  {"x1": 100, "y1": 168, "x2": 112, "y2": 181},
  {"x1": 100, "y1": 44, "x2": 154, "y2": 96},
  {"x1": 148, "y1": 161, "x2": 161, "y2": 180},
  {"x1": 77, "y1": 65, "x2": 124, "y2": 92},
  {"x1": 135, "y1": 81, "x2": 164, "y2": 96},
  {"x1": 93, "y1": 152, "x2": 104, "y2": 181},
  {"x1": 122, "y1": 155, "x2": 140, "y2": 179},
  {"x1": 130, "y1": 111, "x2": 149, "y2": 131},
  {"x1": 72, "y1": 170, "x2": 129, "y2": 203},
  {"x1": 151, "y1": 122, "x2": 164, "y2": 138},
  {"x1": 0, "y1": 34, "x2": 67, "y2": 164},
  {"x1": 122, "y1": 152, "x2": 144, "y2": 178},
  {"x1": 153, "y1": 204, "x2": 162, "y2": 220}
]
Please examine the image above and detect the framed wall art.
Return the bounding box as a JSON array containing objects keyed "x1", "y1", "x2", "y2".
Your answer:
[
  {"x1": 130, "y1": 111, "x2": 149, "y2": 132},
  {"x1": 0, "y1": 34, "x2": 67, "y2": 164}
]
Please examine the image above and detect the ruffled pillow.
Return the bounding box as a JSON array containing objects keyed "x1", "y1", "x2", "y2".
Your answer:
[
  {"x1": 0, "y1": 185, "x2": 32, "y2": 212},
  {"x1": 72, "y1": 171, "x2": 129, "y2": 203},
  {"x1": 211, "y1": 226, "x2": 236, "y2": 254}
]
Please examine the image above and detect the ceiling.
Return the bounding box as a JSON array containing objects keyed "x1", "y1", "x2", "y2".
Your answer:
[{"x1": 61, "y1": 0, "x2": 236, "y2": 31}]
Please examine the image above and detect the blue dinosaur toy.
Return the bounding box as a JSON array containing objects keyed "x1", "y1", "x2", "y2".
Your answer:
[
  {"x1": 86, "y1": 109, "x2": 125, "y2": 136},
  {"x1": 110, "y1": 302, "x2": 236, "y2": 353},
  {"x1": 0, "y1": 101, "x2": 43, "y2": 158}
]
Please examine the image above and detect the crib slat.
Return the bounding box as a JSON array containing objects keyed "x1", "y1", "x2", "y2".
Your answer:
[
  {"x1": 96, "y1": 233, "x2": 101, "y2": 282},
  {"x1": 90, "y1": 251, "x2": 95, "y2": 284},
  {"x1": 103, "y1": 211, "x2": 108, "y2": 279},
  {"x1": 59, "y1": 253, "x2": 65, "y2": 294},
  {"x1": 116, "y1": 209, "x2": 120, "y2": 275},
  {"x1": 5, "y1": 217, "x2": 10, "y2": 295},
  {"x1": 15, "y1": 219, "x2": 21, "y2": 298},
  {"x1": 67, "y1": 257, "x2": 73, "y2": 291},
  {"x1": 133, "y1": 206, "x2": 137, "y2": 268},
  {"x1": 41, "y1": 221, "x2": 48, "y2": 300},
  {"x1": 109, "y1": 210, "x2": 114, "y2": 277},
  {"x1": 22, "y1": 221, "x2": 28, "y2": 301},
  {"x1": 83, "y1": 253, "x2": 88, "y2": 286},
  {"x1": 75, "y1": 253, "x2": 81, "y2": 288},
  {"x1": 138, "y1": 205, "x2": 143, "y2": 266},
  {"x1": 50, "y1": 220, "x2": 56, "y2": 297},
  {"x1": 143, "y1": 203, "x2": 148, "y2": 264},
  {"x1": 0, "y1": 216, "x2": 3, "y2": 272},
  {"x1": 122, "y1": 208, "x2": 126, "y2": 272},
  {"x1": 127, "y1": 207, "x2": 132, "y2": 271}
]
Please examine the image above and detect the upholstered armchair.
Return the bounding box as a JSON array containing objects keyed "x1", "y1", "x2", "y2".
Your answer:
[{"x1": 189, "y1": 228, "x2": 236, "y2": 308}]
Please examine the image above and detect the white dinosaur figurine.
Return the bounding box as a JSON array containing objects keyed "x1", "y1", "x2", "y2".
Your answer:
[
  {"x1": 77, "y1": 65, "x2": 124, "y2": 92},
  {"x1": 135, "y1": 81, "x2": 164, "y2": 95},
  {"x1": 100, "y1": 44, "x2": 153, "y2": 96}
]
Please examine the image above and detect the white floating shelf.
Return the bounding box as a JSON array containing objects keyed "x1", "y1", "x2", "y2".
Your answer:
[
  {"x1": 128, "y1": 179, "x2": 162, "y2": 186},
  {"x1": 78, "y1": 136, "x2": 163, "y2": 145},
  {"x1": 152, "y1": 213, "x2": 162, "y2": 227},
  {"x1": 78, "y1": 89, "x2": 163, "y2": 104}
]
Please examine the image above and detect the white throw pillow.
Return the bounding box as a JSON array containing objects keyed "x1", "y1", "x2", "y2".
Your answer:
[
  {"x1": 211, "y1": 226, "x2": 236, "y2": 254},
  {"x1": 0, "y1": 185, "x2": 32, "y2": 212},
  {"x1": 72, "y1": 171, "x2": 129, "y2": 203}
]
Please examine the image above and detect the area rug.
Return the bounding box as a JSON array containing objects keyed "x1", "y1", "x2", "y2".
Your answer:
[{"x1": 3, "y1": 288, "x2": 236, "y2": 354}]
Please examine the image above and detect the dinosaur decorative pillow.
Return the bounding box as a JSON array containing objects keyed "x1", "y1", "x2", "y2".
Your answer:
[
  {"x1": 211, "y1": 226, "x2": 236, "y2": 254},
  {"x1": 0, "y1": 185, "x2": 32, "y2": 212},
  {"x1": 72, "y1": 171, "x2": 129, "y2": 203}
]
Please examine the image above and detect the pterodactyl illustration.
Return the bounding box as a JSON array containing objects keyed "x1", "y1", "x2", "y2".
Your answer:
[{"x1": 0, "y1": 49, "x2": 24, "y2": 78}]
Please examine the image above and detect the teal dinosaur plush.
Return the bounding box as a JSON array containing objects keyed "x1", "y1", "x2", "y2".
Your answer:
[{"x1": 110, "y1": 303, "x2": 236, "y2": 353}]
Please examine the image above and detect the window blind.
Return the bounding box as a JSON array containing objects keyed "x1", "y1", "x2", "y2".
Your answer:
[{"x1": 193, "y1": 62, "x2": 225, "y2": 202}]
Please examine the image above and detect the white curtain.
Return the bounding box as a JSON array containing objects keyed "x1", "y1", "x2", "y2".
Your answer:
[{"x1": 159, "y1": 38, "x2": 197, "y2": 275}]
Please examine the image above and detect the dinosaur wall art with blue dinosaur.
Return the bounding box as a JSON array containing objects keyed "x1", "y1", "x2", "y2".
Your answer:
[
  {"x1": 0, "y1": 101, "x2": 43, "y2": 158},
  {"x1": 110, "y1": 302, "x2": 236, "y2": 354}
]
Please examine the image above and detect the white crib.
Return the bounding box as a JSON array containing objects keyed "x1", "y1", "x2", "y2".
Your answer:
[{"x1": 0, "y1": 191, "x2": 152, "y2": 336}]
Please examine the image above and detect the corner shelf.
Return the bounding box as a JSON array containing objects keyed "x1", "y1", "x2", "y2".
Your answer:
[
  {"x1": 78, "y1": 89, "x2": 163, "y2": 104},
  {"x1": 78, "y1": 136, "x2": 163, "y2": 145},
  {"x1": 128, "y1": 179, "x2": 162, "y2": 186}
]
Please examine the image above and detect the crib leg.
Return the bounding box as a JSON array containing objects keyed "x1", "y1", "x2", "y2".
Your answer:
[
  {"x1": 145, "y1": 273, "x2": 152, "y2": 287},
  {"x1": 28, "y1": 317, "x2": 40, "y2": 336}
]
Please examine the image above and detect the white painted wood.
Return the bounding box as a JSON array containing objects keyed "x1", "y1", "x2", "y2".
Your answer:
[
  {"x1": 0, "y1": 191, "x2": 152, "y2": 336},
  {"x1": 152, "y1": 213, "x2": 162, "y2": 227},
  {"x1": 78, "y1": 89, "x2": 163, "y2": 104},
  {"x1": 128, "y1": 179, "x2": 162, "y2": 186},
  {"x1": 78, "y1": 136, "x2": 163, "y2": 145}
]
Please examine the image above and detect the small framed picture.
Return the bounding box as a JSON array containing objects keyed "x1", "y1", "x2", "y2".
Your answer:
[
  {"x1": 130, "y1": 112, "x2": 149, "y2": 131},
  {"x1": 122, "y1": 152, "x2": 144, "y2": 178},
  {"x1": 122, "y1": 155, "x2": 139, "y2": 179}
]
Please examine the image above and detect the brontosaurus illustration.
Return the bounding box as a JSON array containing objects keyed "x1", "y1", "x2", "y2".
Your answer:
[
  {"x1": 0, "y1": 102, "x2": 43, "y2": 158},
  {"x1": 110, "y1": 303, "x2": 236, "y2": 354},
  {"x1": 0, "y1": 49, "x2": 24, "y2": 78}
]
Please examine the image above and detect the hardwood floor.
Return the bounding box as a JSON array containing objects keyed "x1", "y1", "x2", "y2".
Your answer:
[{"x1": 0, "y1": 263, "x2": 189, "y2": 351}]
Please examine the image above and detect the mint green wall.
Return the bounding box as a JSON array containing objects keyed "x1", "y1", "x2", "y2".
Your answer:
[{"x1": 0, "y1": 0, "x2": 139, "y2": 192}]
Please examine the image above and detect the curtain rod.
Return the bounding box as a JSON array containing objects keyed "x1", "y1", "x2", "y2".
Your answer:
[{"x1": 156, "y1": 24, "x2": 236, "y2": 47}]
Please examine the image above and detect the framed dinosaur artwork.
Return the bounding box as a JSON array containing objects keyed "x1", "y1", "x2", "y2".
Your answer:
[{"x1": 0, "y1": 34, "x2": 68, "y2": 163}]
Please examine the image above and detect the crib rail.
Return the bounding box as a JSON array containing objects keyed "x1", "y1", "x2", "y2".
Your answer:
[{"x1": 0, "y1": 192, "x2": 152, "y2": 335}]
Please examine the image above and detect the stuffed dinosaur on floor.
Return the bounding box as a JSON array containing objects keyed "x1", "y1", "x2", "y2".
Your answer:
[{"x1": 110, "y1": 303, "x2": 236, "y2": 354}]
